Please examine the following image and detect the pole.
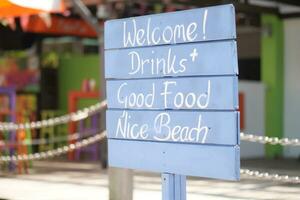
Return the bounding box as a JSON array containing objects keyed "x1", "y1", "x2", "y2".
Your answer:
[{"x1": 162, "y1": 173, "x2": 186, "y2": 200}]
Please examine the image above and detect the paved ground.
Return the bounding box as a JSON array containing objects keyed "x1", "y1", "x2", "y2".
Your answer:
[{"x1": 0, "y1": 159, "x2": 299, "y2": 200}]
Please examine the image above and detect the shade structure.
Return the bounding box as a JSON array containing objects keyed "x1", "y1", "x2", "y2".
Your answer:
[{"x1": 0, "y1": 0, "x2": 65, "y2": 18}]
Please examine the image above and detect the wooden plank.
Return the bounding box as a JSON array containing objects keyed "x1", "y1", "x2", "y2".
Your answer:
[
  {"x1": 107, "y1": 76, "x2": 238, "y2": 110},
  {"x1": 108, "y1": 139, "x2": 240, "y2": 181},
  {"x1": 105, "y1": 41, "x2": 238, "y2": 79},
  {"x1": 106, "y1": 110, "x2": 239, "y2": 145},
  {"x1": 104, "y1": 4, "x2": 236, "y2": 49}
]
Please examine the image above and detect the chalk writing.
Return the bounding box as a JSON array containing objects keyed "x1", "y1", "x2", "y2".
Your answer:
[
  {"x1": 116, "y1": 79, "x2": 211, "y2": 109},
  {"x1": 202, "y1": 9, "x2": 208, "y2": 39},
  {"x1": 105, "y1": 41, "x2": 238, "y2": 79},
  {"x1": 107, "y1": 110, "x2": 239, "y2": 145},
  {"x1": 123, "y1": 18, "x2": 198, "y2": 47},
  {"x1": 128, "y1": 48, "x2": 187, "y2": 75},
  {"x1": 108, "y1": 76, "x2": 237, "y2": 110},
  {"x1": 115, "y1": 111, "x2": 209, "y2": 143},
  {"x1": 105, "y1": 5, "x2": 236, "y2": 49}
]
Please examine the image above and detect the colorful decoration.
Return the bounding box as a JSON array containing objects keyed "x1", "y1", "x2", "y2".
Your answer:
[
  {"x1": 0, "y1": 87, "x2": 16, "y2": 172},
  {"x1": 0, "y1": 53, "x2": 40, "y2": 92},
  {"x1": 0, "y1": 89, "x2": 37, "y2": 173}
]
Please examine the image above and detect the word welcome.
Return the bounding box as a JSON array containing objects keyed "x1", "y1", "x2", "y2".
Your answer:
[
  {"x1": 117, "y1": 80, "x2": 211, "y2": 109},
  {"x1": 123, "y1": 18, "x2": 198, "y2": 47},
  {"x1": 116, "y1": 111, "x2": 210, "y2": 143}
]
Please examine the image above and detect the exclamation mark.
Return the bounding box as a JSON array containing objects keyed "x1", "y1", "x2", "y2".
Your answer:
[{"x1": 202, "y1": 9, "x2": 208, "y2": 40}]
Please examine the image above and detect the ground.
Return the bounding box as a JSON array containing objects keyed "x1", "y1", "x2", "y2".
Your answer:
[{"x1": 0, "y1": 159, "x2": 299, "y2": 200}]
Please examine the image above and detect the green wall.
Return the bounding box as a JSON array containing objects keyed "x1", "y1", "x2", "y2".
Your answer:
[
  {"x1": 261, "y1": 15, "x2": 284, "y2": 158},
  {"x1": 58, "y1": 54, "x2": 101, "y2": 112}
]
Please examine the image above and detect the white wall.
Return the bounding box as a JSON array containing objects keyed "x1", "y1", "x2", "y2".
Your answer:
[
  {"x1": 283, "y1": 19, "x2": 300, "y2": 158},
  {"x1": 239, "y1": 81, "x2": 265, "y2": 158}
]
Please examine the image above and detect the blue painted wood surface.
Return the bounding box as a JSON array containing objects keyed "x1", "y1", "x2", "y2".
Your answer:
[
  {"x1": 106, "y1": 110, "x2": 239, "y2": 145},
  {"x1": 162, "y1": 174, "x2": 175, "y2": 200},
  {"x1": 162, "y1": 174, "x2": 186, "y2": 200},
  {"x1": 104, "y1": 4, "x2": 240, "y2": 181},
  {"x1": 174, "y1": 175, "x2": 186, "y2": 200},
  {"x1": 107, "y1": 76, "x2": 238, "y2": 110},
  {"x1": 104, "y1": 4, "x2": 236, "y2": 49},
  {"x1": 105, "y1": 41, "x2": 238, "y2": 79},
  {"x1": 108, "y1": 139, "x2": 240, "y2": 181}
]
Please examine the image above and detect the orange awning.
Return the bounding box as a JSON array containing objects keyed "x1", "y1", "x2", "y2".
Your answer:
[
  {"x1": 22, "y1": 15, "x2": 99, "y2": 37},
  {"x1": 0, "y1": 0, "x2": 65, "y2": 18}
]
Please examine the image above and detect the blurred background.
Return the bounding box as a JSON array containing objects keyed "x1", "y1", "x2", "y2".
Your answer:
[{"x1": 0, "y1": 0, "x2": 299, "y2": 199}]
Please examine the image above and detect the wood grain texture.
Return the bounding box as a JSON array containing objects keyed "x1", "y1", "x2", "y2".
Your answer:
[{"x1": 109, "y1": 139, "x2": 240, "y2": 180}]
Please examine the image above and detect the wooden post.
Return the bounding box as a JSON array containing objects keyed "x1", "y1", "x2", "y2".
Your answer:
[
  {"x1": 162, "y1": 173, "x2": 186, "y2": 200},
  {"x1": 109, "y1": 168, "x2": 133, "y2": 200}
]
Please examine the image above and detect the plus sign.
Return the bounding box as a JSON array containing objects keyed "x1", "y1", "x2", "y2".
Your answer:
[{"x1": 190, "y1": 48, "x2": 198, "y2": 62}]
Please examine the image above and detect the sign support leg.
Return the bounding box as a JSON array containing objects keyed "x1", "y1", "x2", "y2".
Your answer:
[
  {"x1": 162, "y1": 173, "x2": 186, "y2": 200},
  {"x1": 109, "y1": 168, "x2": 133, "y2": 200}
]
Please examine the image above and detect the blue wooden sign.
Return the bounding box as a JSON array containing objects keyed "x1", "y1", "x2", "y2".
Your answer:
[{"x1": 104, "y1": 4, "x2": 239, "y2": 191}]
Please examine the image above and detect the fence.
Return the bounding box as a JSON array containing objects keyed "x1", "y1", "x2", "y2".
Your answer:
[{"x1": 0, "y1": 100, "x2": 299, "y2": 183}]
